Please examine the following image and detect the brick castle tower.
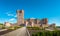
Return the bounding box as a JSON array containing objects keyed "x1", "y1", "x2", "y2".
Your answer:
[{"x1": 17, "y1": 10, "x2": 24, "y2": 25}]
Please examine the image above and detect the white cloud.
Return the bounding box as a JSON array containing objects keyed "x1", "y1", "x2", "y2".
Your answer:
[
  {"x1": 6, "y1": 13, "x2": 14, "y2": 16},
  {"x1": 8, "y1": 14, "x2": 14, "y2": 16},
  {"x1": 30, "y1": 17, "x2": 36, "y2": 19},
  {"x1": 9, "y1": 18, "x2": 15, "y2": 21},
  {"x1": 14, "y1": 15, "x2": 17, "y2": 17},
  {"x1": 48, "y1": 17, "x2": 60, "y2": 26},
  {"x1": 6, "y1": 12, "x2": 17, "y2": 18},
  {"x1": 8, "y1": 18, "x2": 17, "y2": 23}
]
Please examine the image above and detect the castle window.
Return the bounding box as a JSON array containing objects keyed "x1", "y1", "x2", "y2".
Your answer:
[{"x1": 19, "y1": 11, "x2": 22, "y2": 13}]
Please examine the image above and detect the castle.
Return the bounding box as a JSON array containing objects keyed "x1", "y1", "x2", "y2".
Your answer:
[
  {"x1": 17, "y1": 10, "x2": 50, "y2": 27},
  {"x1": 4, "y1": 10, "x2": 55, "y2": 28}
]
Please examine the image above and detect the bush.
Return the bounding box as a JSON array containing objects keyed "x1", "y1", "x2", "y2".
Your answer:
[
  {"x1": 14, "y1": 26, "x2": 22, "y2": 30},
  {"x1": 27, "y1": 27, "x2": 41, "y2": 30},
  {"x1": 8, "y1": 28, "x2": 14, "y2": 30},
  {"x1": 32, "y1": 30, "x2": 60, "y2": 36},
  {"x1": 2, "y1": 26, "x2": 5, "y2": 29},
  {"x1": 8, "y1": 26, "x2": 22, "y2": 30}
]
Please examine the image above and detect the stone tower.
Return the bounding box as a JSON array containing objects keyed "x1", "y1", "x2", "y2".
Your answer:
[{"x1": 17, "y1": 10, "x2": 24, "y2": 25}]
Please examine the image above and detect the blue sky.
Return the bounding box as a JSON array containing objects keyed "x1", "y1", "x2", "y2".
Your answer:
[{"x1": 0, "y1": 0, "x2": 60, "y2": 26}]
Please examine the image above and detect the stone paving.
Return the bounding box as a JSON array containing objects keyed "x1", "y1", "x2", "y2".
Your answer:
[{"x1": 0, "y1": 27, "x2": 29, "y2": 36}]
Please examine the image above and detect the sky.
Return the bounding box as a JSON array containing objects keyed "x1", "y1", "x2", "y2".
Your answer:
[{"x1": 0, "y1": 0, "x2": 60, "y2": 26}]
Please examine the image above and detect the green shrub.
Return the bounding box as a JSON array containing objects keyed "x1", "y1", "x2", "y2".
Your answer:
[
  {"x1": 27, "y1": 27, "x2": 41, "y2": 30},
  {"x1": 2, "y1": 26, "x2": 5, "y2": 29},
  {"x1": 8, "y1": 28, "x2": 14, "y2": 30},
  {"x1": 8, "y1": 26, "x2": 22, "y2": 30},
  {"x1": 32, "y1": 30, "x2": 60, "y2": 36}
]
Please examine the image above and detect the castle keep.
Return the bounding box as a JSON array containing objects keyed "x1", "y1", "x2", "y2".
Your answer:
[
  {"x1": 17, "y1": 10, "x2": 24, "y2": 25},
  {"x1": 17, "y1": 10, "x2": 49, "y2": 27}
]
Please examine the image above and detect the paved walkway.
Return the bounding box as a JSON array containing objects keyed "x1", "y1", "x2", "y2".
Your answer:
[
  {"x1": 0, "y1": 27, "x2": 30, "y2": 36},
  {"x1": 0, "y1": 29, "x2": 7, "y2": 32}
]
